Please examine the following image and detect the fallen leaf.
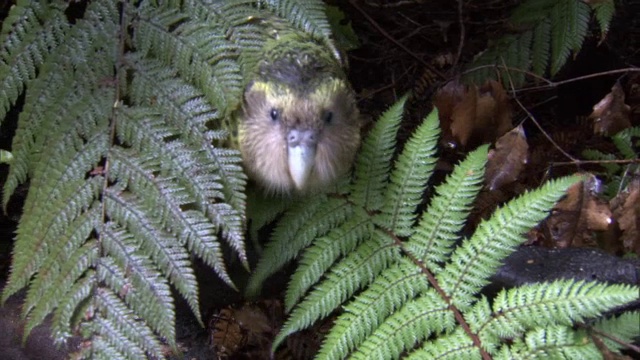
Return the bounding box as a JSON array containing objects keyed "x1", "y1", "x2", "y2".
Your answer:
[
  {"x1": 449, "y1": 83, "x2": 478, "y2": 147},
  {"x1": 610, "y1": 178, "x2": 640, "y2": 254},
  {"x1": 590, "y1": 81, "x2": 632, "y2": 136},
  {"x1": 544, "y1": 174, "x2": 612, "y2": 248},
  {"x1": 434, "y1": 80, "x2": 512, "y2": 148},
  {"x1": 485, "y1": 125, "x2": 529, "y2": 191},
  {"x1": 477, "y1": 80, "x2": 512, "y2": 142},
  {"x1": 209, "y1": 308, "x2": 246, "y2": 358}
]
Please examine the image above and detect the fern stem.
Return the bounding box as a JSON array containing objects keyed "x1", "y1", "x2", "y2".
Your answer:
[{"x1": 391, "y1": 227, "x2": 493, "y2": 360}]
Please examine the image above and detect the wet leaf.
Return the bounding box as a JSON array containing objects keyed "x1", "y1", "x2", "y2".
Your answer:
[
  {"x1": 434, "y1": 80, "x2": 512, "y2": 148},
  {"x1": 544, "y1": 174, "x2": 612, "y2": 248},
  {"x1": 590, "y1": 82, "x2": 632, "y2": 136},
  {"x1": 610, "y1": 178, "x2": 640, "y2": 254},
  {"x1": 485, "y1": 125, "x2": 529, "y2": 191}
]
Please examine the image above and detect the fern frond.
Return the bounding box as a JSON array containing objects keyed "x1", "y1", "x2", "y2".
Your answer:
[
  {"x1": 103, "y1": 185, "x2": 202, "y2": 323},
  {"x1": 284, "y1": 208, "x2": 373, "y2": 310},
  {"x1": 612, "y1": 126, "x2": 640, "y2": 160},
  {"x1": 245, "y1": 194, "x2": 351, "y2": 296},
  {"x1": 482, "y1": 280, "x2": 640, "y2": 339},
  {"x1": 2, "y1": 3, "x2": 116, "y2": 208},
  {"x1": 593, "y1": 311, "x2": 640, "y2": 353},
  {"x1": 93, "y1": 286, "x2": 170, "y2": 359},
  {"x1": 269, "y1": 97, "x2": 638, "y2": 359},
  {"x1": 589, "y1": 0, "x2": 615, "y2": 39},
  {"x1": 406, "y1": 328, "x2": 478, "y2": 360},
  {"x1": 467, "y1": 0, "x2": 601, "y2": 86},
  {"x1": 496, "y1": 326, "x2": 599, "y2": 360},
  {"x1": 405, "y1": 145, "x2": 487, "y2": 270},
  {"x1": 274, "y1": 229, "x2": 403, "y2": 349},
  {"x1": 376, "y1": 108, "x2": 439, "y2": 237},
  {"x1": 259, "y1": 0, "x2": 332, "y2": 37},
  {"x1": 317, "y1": 259, "x2": 437, "y2": 360},
  {"x1": 439, "y1": 175, "x2": 582, "y2": 309},
  {"x1": 135, "y1": 4, "x2": 243, "y2": 112},
  {"x1": 550, "y1": 0, "x2": 590, "y2": 75},
  {"x1": 351, "y1": 95, "x2": 407, "y2": 210},
  {"x1": 350, "y1": 293, "x2": 454, "y2": 360},
  {"x1": 0, "y1": 0, "x2": 68, "y2": 120}
]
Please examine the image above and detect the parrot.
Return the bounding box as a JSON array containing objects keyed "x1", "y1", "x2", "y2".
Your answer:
[{"x1": 237, "y1": 25, "x2": 361, "y2": 194}]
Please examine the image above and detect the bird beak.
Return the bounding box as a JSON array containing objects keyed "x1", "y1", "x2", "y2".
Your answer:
[{"x1": 287, "y1": 129, "x2": 318, "y2": 190}]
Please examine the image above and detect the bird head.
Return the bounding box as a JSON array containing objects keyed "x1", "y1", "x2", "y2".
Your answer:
[{"x1": 238, "y1": 35, "x2": 360, "y2": 193}]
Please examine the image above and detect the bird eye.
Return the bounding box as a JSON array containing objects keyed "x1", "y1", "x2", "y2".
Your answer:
[
  {"x1": 323, "y1": 111, "x2": 333, "y2": 124},
  {"x1": 270, "y1": 108, "x2": 279, "y2": 122}
]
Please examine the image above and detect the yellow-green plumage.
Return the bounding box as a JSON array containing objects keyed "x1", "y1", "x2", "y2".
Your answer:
[{"x1": 238, "y1": 29, "x2": 361, "y2": 193}]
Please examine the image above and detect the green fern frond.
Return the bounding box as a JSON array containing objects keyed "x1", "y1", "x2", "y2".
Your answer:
[
  {"x1": 318, "y1": 261, "x2": 442, "y2": 360},
  {"x1": 612, "y1": 126, "x2": 640, "y2": 160},
  {"x1": 1, "y1": 1, "x2": 341, "y2": 358},
  {"x1": 376, "y1": 108, "x2": 439, "y2": 237},
  {"x1": 467, "y1": 0, "x2": 606, "y2": 86},
  {"x1": 245, "y1": 194, "x2": 352, "y2": 297},
  {"x1": 284, "y1": 208, "x2": 373, "y2": 310},
  {"x1": 405, "y1": 144, "x2": 487, "y2": 270},
  {"x1": 497, "y1": 326, "x2": 599, "y2": 360},
  {"x1": 483, "y1": 280, "x2": 639, "y2": 339},
  {"x1": 134, "y1": 4, "x2": 243, "y2": 113},
  {"x1": 0, "y1": 0, "x2": 68, "y2": 121},
  {"x1": 549, "y1": 0, "x2": 590, "y2": 75},
  {"x1": 261, "y1": 97, "x2": 638, "y2": 359},
  {"x1": 351, "y1": 95, "x2": 407, "y2": 210},
  {"x1": 590, "y1": 0, "x2": 615, "y2": 39},
  {"x1": 593, "y1": 311, "x2": 640, "y2": 353},
  {"x1": 440, "y1": 175, "x2": 583, "y2": 309},
  {"x1": 259, "y1": 0, "x2": 332, "y2": 38}
]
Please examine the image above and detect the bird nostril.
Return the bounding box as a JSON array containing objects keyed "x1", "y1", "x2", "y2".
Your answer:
[
  {"x1": 306, "y1": 132, "x2": 316, "y2": 142},
  {"x1": 288, "y1": 129, "x2": 318, "y2": 147}
]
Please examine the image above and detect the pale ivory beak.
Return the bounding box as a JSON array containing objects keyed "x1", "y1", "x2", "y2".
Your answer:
[{"x1": 287, "y1": 129, "x2": 318, "y2": 190}]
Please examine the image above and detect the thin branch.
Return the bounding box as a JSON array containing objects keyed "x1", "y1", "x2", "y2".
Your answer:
[
  {"x1": 452, "y1": 0, "x2": 465, "y2": 70},
  {"x1": 550, "y1": 158, "x2": 640, "y2": 166},
  {"x1": 500, "y1": 58, "x2": 577, "y2": 162}
]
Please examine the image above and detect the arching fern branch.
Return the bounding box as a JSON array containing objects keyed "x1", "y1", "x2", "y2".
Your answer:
[
  {"x1": 0, "y1": 0, "x2": 338, "y2": 359},
  {"x1": 466, "y1": 0, "x2": 614, "y2": 86},
  {"x1": 248, "y1": 99, "x2": 640, "y2": 359}
]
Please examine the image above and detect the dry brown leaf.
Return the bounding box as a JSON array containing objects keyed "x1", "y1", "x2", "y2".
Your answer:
[
  {"x1": 544, "y1": 174, "x2": 612, "y2": 248},
  {"x1": 433, "y1": 80, "x2": 469, "y2": 146},
  {"x1": 590, "y1": 81, "x2": 632, "y2": 136},
  {"x1": 208, "y1": 300, "x2": 284, "y2": 359},
  {"x1": 485, "y1": 125, "x2": 528, "y2": 191},
  {"x1": 477, "y1": 80, "x2": 512, "y2": 141},
  {"x1": 434, "y1": 80, "x2": 512, "y2": 148},
  {"x1": 209, "y1": 308, "x2": 246, "y2": 358},
  {"x1": 610, "y1": 178, "x2": 640, "y2": 254},
  {"x1": 449, "y1": 84, "x2": 478, "y2": 147}
]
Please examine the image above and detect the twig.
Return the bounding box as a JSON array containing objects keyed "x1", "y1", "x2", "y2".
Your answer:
[
  {"x1": 463, "y1": 65, "x2": 639, "y2": 91},
  {"x1": 517, "y1": 68, "x2": 640, "y2": 92},
  {"x1": 550, "y1": 159, "x2": 640, "y2": 166},
  {"x1": 452, "y1": 0, "x2": 465, "y2": 70},
  {"x1": 500, "y1": 58, "x2": 577, "y2": 162},
  {"x1": 363, "y1": 0, "x2": 426, "y2": 8}
]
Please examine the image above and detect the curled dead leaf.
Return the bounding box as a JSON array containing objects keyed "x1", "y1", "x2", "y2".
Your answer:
[
  {"x1": 434, "y1": 80, "x2": 512, "y2": 148},
  {"x1": 485, "y1": 125, "x2": 529, "y2": 191},
  {"x1": 544, "y1": 174, "x2": 612, "y2": 248},
  {"x1": 610, "y1": 178, "x2": 640, "y2": 254},
  {"x1": 590, "y1": 81, "x2": 631, "y2": 136}
]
